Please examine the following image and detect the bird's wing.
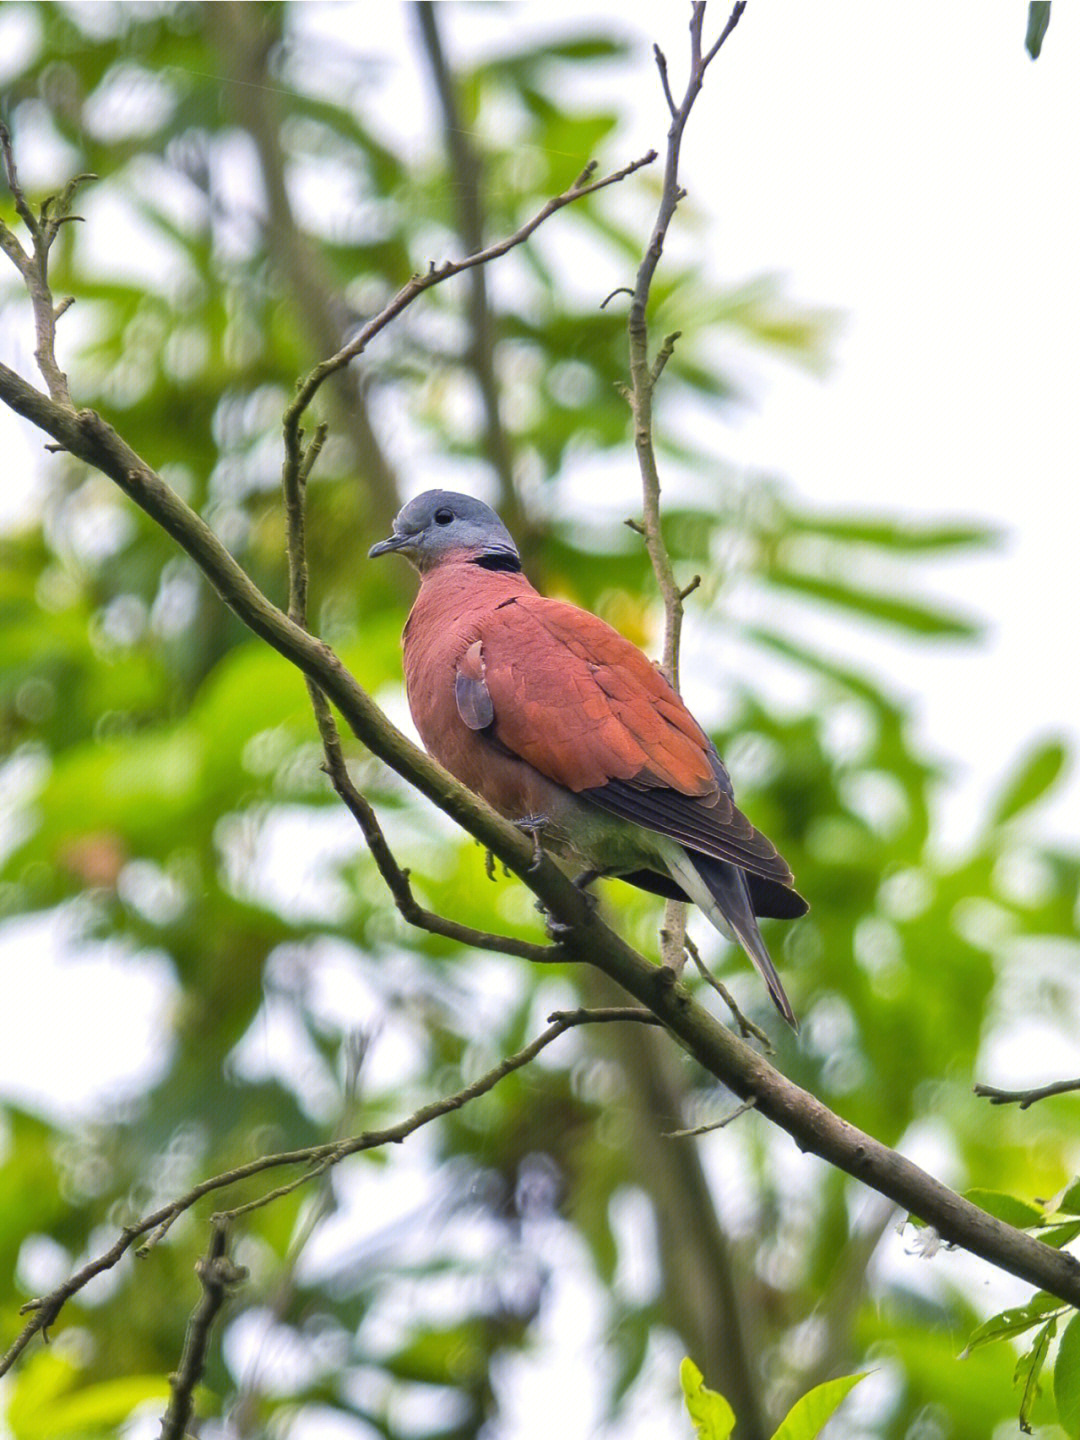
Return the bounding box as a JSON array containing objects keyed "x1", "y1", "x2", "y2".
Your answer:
[{"x1": 463, "y1": 595, "x2": 793, "y2": 884}]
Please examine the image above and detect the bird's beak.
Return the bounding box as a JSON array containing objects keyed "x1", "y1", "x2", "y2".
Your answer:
[{"x1": 368, "y1": 531, "x2": 412, "y2": 559}]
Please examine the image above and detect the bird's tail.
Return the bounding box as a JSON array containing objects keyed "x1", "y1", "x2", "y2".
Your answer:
[{"x1": 663, "y1": 845, "x2": 798, "y2": 1030}]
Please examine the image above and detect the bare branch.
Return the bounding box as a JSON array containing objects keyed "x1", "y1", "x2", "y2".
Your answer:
[
  {"x1": 625, "y1": 7, "x2": 747, "y2": 971},
  {"x1": 0, "y1": 1008, "x2": 656, "y2": 1375},
  {"x1": 703, "y1": 0, "x2": 748, "y2": 68},
  {"x1": 685, "y1": 932, "x2": 773, "y2": 1051},
  {"x1": 159, "y1": 1223, "x2": 246, "y2": 1440},
  {"x1": 281, "y1": 147, "x2": 657, "y2": 476},
  {"x1": 0, "y1": 120, "x2": 94, "y2": 408},
  {"x1": 974, "y1": 1077, "x2": 1080, "y2": 1109},
  {"x1": 665, "y1": 1096, "x2": 756, "y2": 1139},
  {"x1": 654, "y1": 44, "x2": 679, "y2": 118},
  {"x1": 0, "y1": 123, "x2": 40, "y2": 241}
]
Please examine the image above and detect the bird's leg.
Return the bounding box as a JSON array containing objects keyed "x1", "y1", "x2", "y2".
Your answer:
[
  {"x1": 572, "y1": 868, "x2": 608, "y2": 914},
  {"x1": 513, "y1": 813, "x2": 549, "y2": 872}
]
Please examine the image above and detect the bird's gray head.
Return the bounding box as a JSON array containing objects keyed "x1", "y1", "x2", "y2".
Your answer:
[{"x1": 368, "y1": 490, "x2": 521, "y2": 573}]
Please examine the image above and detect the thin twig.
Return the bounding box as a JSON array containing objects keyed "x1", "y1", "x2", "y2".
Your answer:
[
  {"x1": 625, "y1": 3, "x2": 746, "y2": 971},
  {"x1": 684, "y1": 933, "x2": 774, "y2": 1051},
  {"x1": 974, "y1": 1078, "x2": 1080, "y2": 1109},
  {"x1": 0, "y1": 120, "x2": 94, "y2": 407},
  {"x1": 665, "y1": 1095, "x2": 756, "y2": 1139},
  {"x1": 281, "y1": 148, "x2": 657, "y2": 483},
  {"x1": 654, "y1": 44, "x2": 679, "y2": 118},
  {"x1": 159, "y1": 1222, "x2": 246, "y2": 1440},
  {"x1": 0, "y1": 1007, "x2": 655, "y2": 1376},
  {"x1": 277, "y1": 373, "x2": 558, "y2": 966},
  {"x1": 320, "y1": 720, "x2": 562, "y2": 964}
]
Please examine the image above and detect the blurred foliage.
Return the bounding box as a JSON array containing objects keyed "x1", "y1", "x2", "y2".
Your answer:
[{"x1": 0, "y1": 4, "x2": 1078, "y2": 1439}]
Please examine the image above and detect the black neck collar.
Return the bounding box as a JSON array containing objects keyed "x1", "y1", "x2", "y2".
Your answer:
[{"x1": 472, "y1": 550, "x2": 522, "y2": 573}]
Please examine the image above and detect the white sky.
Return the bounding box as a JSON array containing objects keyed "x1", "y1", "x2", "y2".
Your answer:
[{"x1": 0, "y1": 4, "x2": 1077, "y2": 1433}]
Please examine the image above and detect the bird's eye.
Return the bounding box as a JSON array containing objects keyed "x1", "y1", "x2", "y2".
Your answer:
[{"x1": 434, "y1": 508, "x2": 454, "y2": 525}]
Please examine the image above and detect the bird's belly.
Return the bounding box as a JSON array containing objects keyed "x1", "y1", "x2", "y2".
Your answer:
[{"x1": 539, "y1": 789, "x2": 668, "y2": 876}]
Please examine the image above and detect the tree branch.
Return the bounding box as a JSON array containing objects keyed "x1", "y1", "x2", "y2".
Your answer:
[
  {"x1": 280, "y1": 147, "x2": 656, "y2": 475},
  {"x1": 0, "y1": 119, "x2": 92, "y2": 408},
  {"x1": 159, "y1": 1222, "x2": 246, "y2": 1440},
  {"x1": 974, "y1": 1077, "x2": 1080, "y2": 1109},
  {"x1": 624, "y1": 7, "x2": 745, "y2": 971},
  {"x1": 0, "y1": 1008, "x2": 657, "y2": 1376},
  {"x1": 279, "y1": 351, "x2": 557, "y2": 967},
  {"x1": 617, "y1": 14, "x2": 763, "y2": 1431}
]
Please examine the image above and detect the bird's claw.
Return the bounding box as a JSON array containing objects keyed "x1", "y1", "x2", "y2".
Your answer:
[
  {"x1": 533, "y1": 898, "x2": 574, "y2": 939},
  {"x1": 514, "y1": 813, "x2": 549, "y2": 872}
]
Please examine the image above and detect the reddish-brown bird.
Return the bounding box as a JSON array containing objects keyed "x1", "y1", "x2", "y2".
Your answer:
[{"x1": 370, "y1": 490, "x2": 808, "y2": 1027}]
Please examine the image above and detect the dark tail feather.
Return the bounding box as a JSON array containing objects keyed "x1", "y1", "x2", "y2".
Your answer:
[{"x1": 680, "y1": 851, "x2": 799, "y2": 1031}]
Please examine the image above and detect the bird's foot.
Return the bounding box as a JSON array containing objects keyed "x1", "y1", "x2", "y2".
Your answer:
[
  {"x1": 514, "y1": 813, "x2": 549, "y2": 872},
  {"x1": 533, "y1": 898, "x2": 574, "y2": 939}
]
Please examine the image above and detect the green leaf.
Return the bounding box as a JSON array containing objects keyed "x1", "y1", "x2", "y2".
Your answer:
[
  {"x1": 1056, "y1": 1313, "x2": 1080, "y2": 1438},
  {"x1": 680, "y1": 1358, "x2": 736, "y2": 1440},
  {"x1": 989, "y1": 739, "x2": 1069, "y2": 826},
  {"x1": 766, "y1": 567, "x2": 980, "y2": 639},
  {"x1": 771, "y1": 1373, "x2": 868, "y2": 1440},
  {"x1": 964, "y1": 1293, "x2": 1067, "y2": 1354},
  {"x1": 1026, "y1": 2, "x2": 1051, "y2": 59},
  {"x1": 34, "y1": 1375, "x2": 173, "y2": 1431},
  {"x1": 782, "y1": 512, "x2": 1000, "y2": 554},
  {"x1": 1016, "y1": 1318, "x2": 1056, "y2": 1433},
  {"x1": 1055, "y1": 1179, "x2": 1080, "y2": 1216},
  {"x1": 1041, "y1": 1222, "x2": 1080, "y2": 1249},
  {"x1": 964, "y1": 1188, "x2": 1046, "y2": 1229}
]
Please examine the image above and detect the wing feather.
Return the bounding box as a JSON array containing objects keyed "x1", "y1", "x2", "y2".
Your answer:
[{"x1": 475, "y1": 595, "x2": 797, "y2": 885}]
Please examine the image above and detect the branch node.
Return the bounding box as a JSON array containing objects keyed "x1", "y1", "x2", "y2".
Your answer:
[
  {"x1": 650, "y1": 329, "x2": 683, "y2": 384},
  {"x1": 572, "y1": 159, "x2": 599, "y2": 190},
  {"x1": 654, "y1": 44, "x2": 678, "y2": 118}
]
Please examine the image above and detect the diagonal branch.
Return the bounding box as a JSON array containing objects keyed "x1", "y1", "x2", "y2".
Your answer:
[
  {"x1": 281, "y1": 147, "x2": 657, "y2": 478},
  {"x1": 7, "y1": 361, "x2": 1080, "y2": 1325},
  {"x1": 0, "y1": 1007, "x2": 657, "y2": 1376}
]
